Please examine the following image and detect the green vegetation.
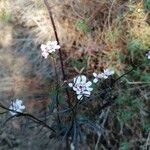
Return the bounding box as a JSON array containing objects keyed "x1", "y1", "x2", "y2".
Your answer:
[
  {"x1": 0, "y1": 10, "x2": 11, "y2": 23},
  {"x1": 144, "y1": 0, "x2": 150, "y2": 11},
  {"x1": 76, "y1": 19, "x2": 90, "y2": 33}
]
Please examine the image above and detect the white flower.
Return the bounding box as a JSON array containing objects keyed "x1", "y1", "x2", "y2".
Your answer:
[
  {"x1": 41, "y1": 49, "x2": 49, "y2": 59},
  {"x1": 98, "y1": 68, "x2": 114, "y2": 79},
  {"x1": 93, "y1": 72, "x2": 101, "y2": 83},
  {"x1": 69, "y1": 75, "x2": 93, "y2": 100},
  {"x1": 68, "y1": 83, "x2": 73, "y2": 87},
  {"x1": 103, "y1": 68, "x2": 114, "y2": 76},
  {"x1": 70, "y1": 143, "x2": 75, "y2": 150},
  {"x1": 146, "y1": 51, "x2": 150, "y2": 59},
  {"x1": 9, "y1": 99, "x2": 25, "y2": 116},
  {"x1": 47, "y1": 41, "x2": 60, "y2": 52},
  {"x1": 40, "y1": 41, "x2": 60, "y2": 59}
]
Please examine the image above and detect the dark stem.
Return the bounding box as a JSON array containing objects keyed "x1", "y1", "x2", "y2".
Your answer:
[
  {"x1": 44, "y1": 0, "x2": 71, "y2": 107},
  {"x1": 44, "y1": 0, "x2": 66, "y2": 81},
  {"x1": 113, "y1": 63, "x2": 142, "y2": 85},
  {"x1": 52, "y1": 56, "x2": 61, "y2": 129},
  {"x1": 114, "y1": 67, "x2": 135, "y2": 83}
]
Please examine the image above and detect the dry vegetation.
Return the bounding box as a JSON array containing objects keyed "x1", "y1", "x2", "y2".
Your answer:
[{"x1": 0, "y1": 0, "x2": 150, "y2": 149}]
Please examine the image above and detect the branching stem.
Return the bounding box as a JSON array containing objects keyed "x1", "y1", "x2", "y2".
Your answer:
[{"x1": 0, "y1": 103, "x2": 56, "y2": 133}]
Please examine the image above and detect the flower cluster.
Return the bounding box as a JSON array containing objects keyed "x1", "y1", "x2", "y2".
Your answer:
[
  {"x1": 41, "y1": 41, "x2": 60, "y2": 59},
  {"x1": 93, "y1": 68, "x2": 114, "y2": 83},
  {"x1": 146, "y1": 51, "x2": 150, "y2": 59},
  {"x1": 69, "y1": 75, "x2": 93, "y2": 100},
  {"x1": 9, "y1": 99, "x2": 25, "y2": 116}
]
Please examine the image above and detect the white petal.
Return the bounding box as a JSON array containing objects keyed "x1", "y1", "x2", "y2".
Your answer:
[
  {"x1": 86, "y1": 87, "x2": 93, "y2": 92},
  {"x1": 81, "y1": 75, "x2": 87, "y2": 83},
  {"x1": 77, "y1": 95, "x2": 83, "y2": 100},
  {"x1": 97, "y1": 73, "x2": 102, "y2": 78},
  {"x1": 17, "y1": 109, "x2": 21, "y2": 113},
  {"x1": 103, "y1": 75, "x2": 108, "y2": 79},
  {"x1": 71, "y1": 143, "x2": 75, "y2": 150},
  {"x1": 93, "y1": 72, "x2": 97, "y2": 77},
  {"x1": 76, "y1": 90, "x2": 81, "y2": 95},
  {"x1": 21, "y1": 105, "x2": 25, "y2": 110},
  {"x1": 9, "y1": 105, "x2": 14, "y2": 110},
  {"x1": 110, "y1": 70, "x2": 114, "y2": 75},
  {"x1": 86, "y1": 81, "x2": 92, "y2": 87},
  {"x1": 73, "y1": 87, "x2": 77, "y2": 91},
  {"x1": 49, "y1": 41, "x2": 57, "y2": 46},
  {"x1": 54, "y1": 45, "x2": 60, "y2": 49},
  {"x1": 104, "y1": 69, "x2": 114, "y2": 76},
  {"x1": 83, "y1": 91, "x2": 91, "y2": 96},
  {"x1": 49, "y1": 49, "x2": 56, "y2": 53},
  {"x1": 10, "y1": 111, "x2": 16, "y2": 115},
  {"x1": 99, "y1": 73, "x2": 108, "y2": 79},
  {"x1": 74, "y1": 76, "x2": 81, "y2": 84},
  {"x1": 73, "y1": 76, "x2": 77, "y2": 83},
  {"x1": 40, "y1": 44, "x2": 47, "y2": 51},
  {"x1": 93, "y1": 78, "x2": 98, "y2": 83},
  {"x1": 9, "y1": 105, "x2": 17, "y2": 116},
  {"x1": 46, "y1": 41, "x2": 53, "y2": 46},
  {"x1": 86, "y1": 94, "x2": 90, "y2": 97},
  {"x1": 98, "y1": 73, "x2": 104, "y2": 78},
  {"x1": 103, "y1": 69, "x2": 109, "y2": 75},
  {"x1": 42, "y1": 51, "x2": 49, "y2": 59},
  {"x1": 68, "y1": 83, "x2": 73, "y2": 87},
  {"x1": 16, "y1": 99, "x2": 22, "y2": 105}
]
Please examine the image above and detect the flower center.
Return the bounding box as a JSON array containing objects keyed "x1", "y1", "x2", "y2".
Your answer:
[
  {"x1": 78, "y1": 84, "x2": 86, "y2": 92},
  {"x1": 79, "y1": 85, "x2": 83, "y2": 89}
]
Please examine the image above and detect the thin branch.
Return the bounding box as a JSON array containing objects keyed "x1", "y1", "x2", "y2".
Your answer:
[
  {"x1": 44, "y1": 0, "x2": 66, "y2": 81},
  {"x1": 0, "y1": 111, "x2": 8, "y2": 114},
  {"x1": 0, "y1": 103, "x2": 56, "y2": 133},
  {"x1": 113, "y1": 64, "x2": 142, "y2": 84},
  {"x1": 95, "y1": 107, "x2": 110, "y2": 150},
  {"x1": 52, "y1": 56, "x2": 61, "y2": 129}
]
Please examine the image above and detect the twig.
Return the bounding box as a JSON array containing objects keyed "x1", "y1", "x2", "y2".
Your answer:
[
  {"x1": 127, "y1": 81, "x2": 150, "y2": 85},
  {"x1": 113, "y1": 67, "x2": 136, "y2": 83},
  {"x1": 0, "y1": 111, "x2": 8, "y2": 114},
  {"x1": 70, "y1": 0, "x2": 84, "y2": 19},
  {"x1": 95, "y1": 107, "x2": 110, "y2": 150},
  {"x1": 146, "y1": 132, "x2": 150, "y2": 150},
  {"x1": 107, "y1": 0, "x2": 115, "y2": 30}
]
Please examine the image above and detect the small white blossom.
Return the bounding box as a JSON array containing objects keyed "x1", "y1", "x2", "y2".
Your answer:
[
  {"x1": 69, "y1": 75, "x2": 93, "y2": 100},
  {"x1": 146, "y1": 51, "x2": 150, "y2": 59},
  {"x1": 77, "y1": 94, "x2": 83, "y2": 100},
  {"x1": 9, "y1": 99, "x2": 25, "y2": 116},
  {"x1": 70, "y1": 143, "x2": 75, "y2": 150},
  {"x1": 99, "y1": 68, "x2": 114, "y2": 79},
  {"x1": 41, "y1": 48, "x2": 49, "y2": 59},
  {"x1": 40, "y1": 41, "x2": 60, "y2": 59},
  {"x1": 68, "y1": 83, "x2": 73, "y2": 87},
  {"x1": 103, "y1": 68, "x2": 114, "y2": 76},
  {"x1": 93, "y1": 72, "x2": 101, "y2": 83},
  {"x1": 93, "y1": 68, "x2": 114, "y2": 81},
  {"x1": 98, "y1": 73, "x2": 108, "y2": 79}
]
